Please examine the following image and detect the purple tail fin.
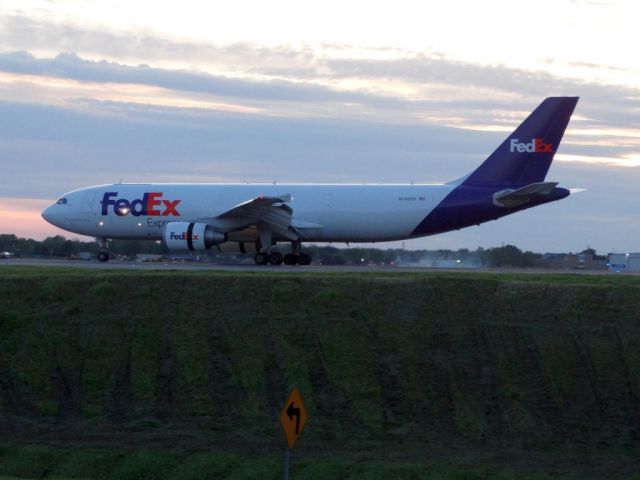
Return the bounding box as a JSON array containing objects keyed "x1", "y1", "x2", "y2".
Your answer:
[{"x1": 462, "y1": 97, "x2": 578, "y2": 187}]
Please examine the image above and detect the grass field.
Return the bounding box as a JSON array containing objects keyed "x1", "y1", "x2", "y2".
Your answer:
[
  {"x1": 1, "y1": 266, "x2": 639, "y2": 478},
  {"x1": 0, "y1": 444, "x2": 607, "y2": 480}
]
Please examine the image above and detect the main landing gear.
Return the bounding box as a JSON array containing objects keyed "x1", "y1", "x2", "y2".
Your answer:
[
  {"x1": 97, "y1": 237, "x2": 110, "y2": 262},
  {"x1": 254, "y1": 251, "x2": 283, "y2": 266},
  {"x1": 253, "y1": 251, "x2": 311, "y2": 266},
  {"x1": 253, "y1": 241, "x2": 311, "y2": 266}
]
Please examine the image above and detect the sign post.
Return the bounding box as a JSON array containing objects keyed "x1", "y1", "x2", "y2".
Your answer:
[{"x1": 279, "y1": 387, "x2": 308, "y2": 479}]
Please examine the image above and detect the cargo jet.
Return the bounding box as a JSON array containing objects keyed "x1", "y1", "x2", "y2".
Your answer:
[{"x1": 42, "y1": 97, "x2": 578, "y2": 265}]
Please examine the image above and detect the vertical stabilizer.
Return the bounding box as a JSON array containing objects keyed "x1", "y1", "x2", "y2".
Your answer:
[{"x1": 462, "y1": 97, "x2": 578, "y2": 187}]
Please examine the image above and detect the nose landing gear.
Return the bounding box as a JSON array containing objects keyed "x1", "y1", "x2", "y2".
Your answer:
[{"x1": 97, "y1": 237, "x2": 110, "y2": 262}]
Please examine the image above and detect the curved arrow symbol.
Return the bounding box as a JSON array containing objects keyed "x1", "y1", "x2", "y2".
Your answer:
[{"x1": 287, "y1": 402, "x2": 301, "y2": 434}]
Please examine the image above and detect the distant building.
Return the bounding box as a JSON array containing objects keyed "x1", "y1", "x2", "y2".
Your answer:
[{"x1": 540, "y1": 253, "x2": 605, "y2": 270}]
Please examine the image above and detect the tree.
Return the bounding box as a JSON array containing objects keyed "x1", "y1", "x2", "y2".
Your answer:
[{"x1": 485, "y1": 245, "x2": 539, "y2": 268}]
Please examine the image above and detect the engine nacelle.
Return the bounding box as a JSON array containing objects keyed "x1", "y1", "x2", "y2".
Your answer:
[{"x1": 163, "y1": 222, "x2": 227, "y2": 251}]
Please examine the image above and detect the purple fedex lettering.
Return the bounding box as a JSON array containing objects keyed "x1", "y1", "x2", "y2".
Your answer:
[
  {"x1": 101, "y1": 192, "x2": 181, "y2": 216},
  {"x1": 102, "y1": 192, "x2": 118, "y2": 215},
  {"x1": 130, "y1": 197, "x2": 146, "y2": 215}
]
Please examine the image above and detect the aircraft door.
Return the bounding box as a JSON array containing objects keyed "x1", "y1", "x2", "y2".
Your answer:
[{"x1": 81, "y1": 191, "x2": 97, "y2": 213}]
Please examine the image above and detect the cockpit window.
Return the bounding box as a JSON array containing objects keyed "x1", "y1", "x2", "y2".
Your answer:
[{"x1": 56, "y1": 197, "x2": 68, "y2": 205}]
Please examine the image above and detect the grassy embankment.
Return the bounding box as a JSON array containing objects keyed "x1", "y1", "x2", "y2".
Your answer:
[{"x1": 1, "y1": 266, "x2": 640, "y2": 479}]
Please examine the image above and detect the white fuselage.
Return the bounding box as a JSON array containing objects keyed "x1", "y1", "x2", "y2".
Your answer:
[{"x1": 42, "y1": 183, "x2": 454, "y2": 243}]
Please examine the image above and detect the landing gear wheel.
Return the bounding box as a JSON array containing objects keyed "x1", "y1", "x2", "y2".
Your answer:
[
  {"x1": 97, "y1": 251, "x2": 110, "y2": 262},
  {"x1": 298, "y1": 253, "x2": 311, "y2": 266},
  {"x1": 283, "y1": 253, "x2": 298, "y2": 265},
  {"x1": 254, "y1": 252, "x2": 269, "y2": 265},
  {"x1": 268, "y1": 252, "x2": 283, "y2": 265}
]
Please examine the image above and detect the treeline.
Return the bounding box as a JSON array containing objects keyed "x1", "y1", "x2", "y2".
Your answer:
[
  {"x1": 1, "y1": 233, "x2": 603, "y2": 268},
  {"x1": 0, "y1": 234, "x2": 163, "y2": 257}
]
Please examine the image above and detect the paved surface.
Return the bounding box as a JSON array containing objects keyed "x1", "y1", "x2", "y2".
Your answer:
[{"x1": 0, "y1": 257, "x2": 615, "y2": 275}]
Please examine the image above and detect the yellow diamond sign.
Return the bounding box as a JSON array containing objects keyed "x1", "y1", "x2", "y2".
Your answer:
[{"x1": 279, "y1": 388, "x2": 308, "y2": 450}]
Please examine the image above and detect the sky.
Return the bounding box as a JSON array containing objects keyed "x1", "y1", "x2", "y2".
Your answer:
[{"x1": 0, "y1": 0, "x2": 639, "y2": 253}]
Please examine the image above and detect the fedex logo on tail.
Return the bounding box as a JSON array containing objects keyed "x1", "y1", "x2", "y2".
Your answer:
[
  {"x1": 101, "y1": 192, "x2": 181, "y2": 216},
  {"x1": 509, "y1": 138, "x2": 553, "y2": 153}
]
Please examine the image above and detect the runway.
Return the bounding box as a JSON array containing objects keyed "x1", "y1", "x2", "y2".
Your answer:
[
  {"x1": 1, "y1": 257, "x2": 613, "y2": 275},
  {"x1": 2, "y1": 257, "x2": 460, "y2": 273}
]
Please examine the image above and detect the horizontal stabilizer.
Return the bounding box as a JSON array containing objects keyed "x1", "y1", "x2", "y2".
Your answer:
[{"x1": 493, "y1": 181, "x2": 558, "y2": 208}]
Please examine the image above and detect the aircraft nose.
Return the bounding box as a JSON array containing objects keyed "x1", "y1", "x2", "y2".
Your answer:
[{"x1": 41, "y1": 204, "x2": 61, "y2": 227}]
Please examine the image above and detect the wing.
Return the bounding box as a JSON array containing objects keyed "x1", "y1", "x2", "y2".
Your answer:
[
  {"x1": 217, "y1": 194, "x2": 291, "y2": 220},
  {"x1": 197, "y1": 194, "x2": 300, "y2": 240}
]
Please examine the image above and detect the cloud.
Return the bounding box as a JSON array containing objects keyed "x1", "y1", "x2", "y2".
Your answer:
[
  {"x1": 2, "y1": 49, "x2": 639, "y2": 139},
  {"x1": 2, "y1": 13, "x2": 639, "y2": 116},
  {"x1": 324, "y1": 56, "x2": 640, "y2": 125},
  {"x1": 0, "y1": 51, "x2": 356, "y2": 104},
  {"x1": 1, "y1": 11, "x2": 640, "y2": 141},
  {"x1": 0, "y1": 14, "x2": 316, "y2": 75}
]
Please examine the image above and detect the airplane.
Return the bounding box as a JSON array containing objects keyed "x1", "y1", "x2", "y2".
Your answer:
[{"x1": 42, "y1": 97, "x2": 579, "y2": 265}]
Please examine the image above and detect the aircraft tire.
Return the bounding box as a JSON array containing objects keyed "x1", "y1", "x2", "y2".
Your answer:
[
  {"x1": 268, "y1": 252, "x2": 283, "y2": 265},
  {"x1": 97, "y1": 251, "x2": 110, "y2": 262},
  {"x1": 283, "y1": 253, "x2": 298, "y2": 265},
  {"x1": 298, "y1": 253, "x2": 312, "y2": 266},
  {"x1": 254, "y1": 252, "x2": 269, "y2": 265}
]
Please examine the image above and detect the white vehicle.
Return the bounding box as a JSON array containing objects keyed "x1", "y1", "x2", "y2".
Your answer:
[
  {"x1": 42, "y1": 97, "x2": 578, "y2": 265},
  {"x1": 0, "y1": 251, "x2": 13, "y2": 259},
  {"x1": 606, "y1": 253, "x2": 640, "y2": 272}
]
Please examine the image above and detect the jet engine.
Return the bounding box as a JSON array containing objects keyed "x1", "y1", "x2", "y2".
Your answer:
[{"x1": 163, "y1": 222, "x2": 226, "y2": 251}]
